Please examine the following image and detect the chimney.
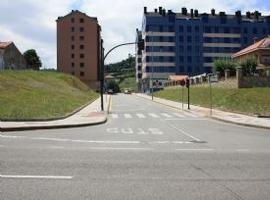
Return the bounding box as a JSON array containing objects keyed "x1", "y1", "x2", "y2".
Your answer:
[
  {"x1": 254, "y1": 11, "x2": 260, "y2": 20},
  {"x1": 144, "y1": 7, "x2": 147, "y2": 14},
  {"x1": 194, "y1": 9, "x2": 199, "y2": 17},
  {"x1": 211, "y1": 9, "x2": 215, "y2": 16},
  {"x1": 162, "y1": 9, "x2": 166, "y2": 16},
  {"x1": 219, "y1": 11, "x2": 226, "y2": 16},
  {"x1": 190, "y1": 9, "x2": 194, "y2": 18},
  {"x1": 246, "y1": 11, "x2": 251, "y2": 18},
  {"x1": 182, "y1": 7, "x2": 187, "y2": 15},
  {"x1": 159, "y1": 7, "x2": 162, "y2": 15},
  {"x1": 235, "y1": 10, "x2": 241, "y2": 17},
  {"x1": 154, "y1": 8, "x2": 158, "y2": 13}
]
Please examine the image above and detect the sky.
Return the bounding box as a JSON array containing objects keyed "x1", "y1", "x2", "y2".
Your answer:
[{"x1": 0, "y1": 0, "x2": 269, "y2": 69}]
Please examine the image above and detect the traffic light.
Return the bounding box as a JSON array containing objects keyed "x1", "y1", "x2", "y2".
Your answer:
[{"x1": 138, "y1": 39, "x2": 145, "y2": 50}]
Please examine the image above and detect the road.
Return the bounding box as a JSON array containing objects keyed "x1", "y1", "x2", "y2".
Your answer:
[{"x1": 1, "y1": 94, "x2": 270, "y2": 200}]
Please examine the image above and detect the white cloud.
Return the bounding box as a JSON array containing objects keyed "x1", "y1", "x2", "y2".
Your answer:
[{"x1": 0, "y1": 0, "x2": 268, "y2": 68}]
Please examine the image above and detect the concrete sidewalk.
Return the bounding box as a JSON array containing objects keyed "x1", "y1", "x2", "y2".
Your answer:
[
  {"x1": 0, "y1": 95, "x2": 111, "y2": 131},
  {"x1": 136, "y1": 93, "x2": 270, "y2": 130}
]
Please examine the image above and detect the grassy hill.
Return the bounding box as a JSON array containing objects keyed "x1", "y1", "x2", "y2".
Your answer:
[
  {"x1": 154, "y1": 86, "x2": 270, "y2": 116},
  {"x1": 106, "y1": 56, "x2": 137, "y2": 91},
  {"x1": 0, "y1": 70, "x2": 98, "y2": 120}
]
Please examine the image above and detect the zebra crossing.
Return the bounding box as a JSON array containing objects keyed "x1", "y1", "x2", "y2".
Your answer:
[{"x1": 110, "y1": 112, "x2": 199, "y2": 119}]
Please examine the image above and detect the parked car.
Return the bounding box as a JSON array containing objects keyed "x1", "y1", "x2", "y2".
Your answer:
[
  {"x1": 107, "y1": 89, "x2": 114, "y2": 94},
  {"x1": 124, "y1": 88, "x2": 132, "y2": 94}
]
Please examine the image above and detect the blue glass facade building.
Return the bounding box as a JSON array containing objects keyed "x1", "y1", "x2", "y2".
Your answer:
[{"x1": 135, "y1": 7, "x2": 270, "y2": 92}]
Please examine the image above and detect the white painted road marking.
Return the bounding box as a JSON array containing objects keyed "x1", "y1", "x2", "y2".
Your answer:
[
  {"x1": 136, "y1": 113, "x2": 146, "y2": 118},
  {"x1": 166, "y1": 124, "x2": 203, "y2": 142},
  {"x1": 148, "y1": 113, "x2": 160, "y2": 118},
  {"x1": 0, "y1": 175, "x2": 73, "y2": 180},
  {"x1": 176, "y1": 149, "x2": 214, "y2": 151},
  {"x1": 124, "y1": 114, "x2": 132, "y2": 119},
  {"x1": 182, "y1": 112, "x2": 198, "y2": 117},
  {"x1": 88, "y1": 147, "x2": 154, "y2": 151},
  {"x1": 172, "y1": 113, "x2": 185, "y2": 118},
  {"x1": 161, "y1": 113, "x2": 173, "y2": 118},
  {"x1": 111, "y1": 114, "x2": 118, "y2": 119}
]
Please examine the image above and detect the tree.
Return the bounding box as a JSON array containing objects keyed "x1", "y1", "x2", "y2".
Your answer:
[
  {"x1": 240, "y1": 57, "x2": 257, "y2": 76},
  {"x1": 23, "y1": 49, "x2": 42, "y2": 70},
  {"x1": 106, "y1": 80, "x2": 120, "y2": 93},
  {"x1": 214, "y1": 58, "x2": 237, "y2": 76}
]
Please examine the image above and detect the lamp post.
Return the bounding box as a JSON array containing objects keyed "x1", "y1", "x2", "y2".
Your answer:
[{"x1": 100, "y1": 41, "x2": 141, "y2": 111}]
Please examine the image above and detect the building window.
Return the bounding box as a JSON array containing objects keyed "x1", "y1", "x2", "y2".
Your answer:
[
  {"x1": 71, "y1": 36, "x2": 74, "y2": 41},
  {"x1": 71, "y1": 27, "x2": 75, "y2": 32},
  {"x1": 80, "y1": 71, "x2": 84, "y2": 77},
  {"x1": 187, "y1": 36, "x2": 192, "y2": 43},
  {"x1": 71, "y1": 45, "x2": 75, "y2": 50},
  {"x1": 80, "y1": 62, "x2": 84, "y2": 67},
  {"x1": 159, "y1": 25, "x2": 163, "y2": 32},
  {"x1": 80, "y1": 45, "x2": 84, "y2": 49},
  {"x1": 243, "y1": 27, "x2": 248, "y2": 34},
  {"x1": 80, "y1": 53, "x2": 84, "y2": 58},
  {"x1": 80, "y1": 27, "x2": 84, "y2": 32},
  {"x1": 253, "y1": 28, "x2": 257, "y2": 34},
  {"x1": 187, "y1": 26, "x2": 192, "y2": 32},
  {"x1": 179, "y1": 26, "x2": 184, "y2": 32},
  {"x1": 71, "y1": 18, "x2": 75, "y2": 23},
  {"x1": 80, "y1": 36, "x2": 84, "y2": 41},
  {"x1": 169, "y1": 25, "x2": 174, "y2": 32},
  {"x1": 195, "y1": 26, "x2": 200, "y2": 32},
  {"x1": 71, "y1": 62, "x2": 74, "y2": 67},
  {"x1": 71, "y1": 54, "x2": 75, "y2": 58},
  {"x1": 179, "y1": 36, "x2": 184, "y2": 42},
  {"x1": 80, "y1": 18, "x2": 84, "y2": 23}
]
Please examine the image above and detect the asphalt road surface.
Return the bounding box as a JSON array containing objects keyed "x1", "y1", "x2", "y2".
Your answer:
[{"x1": 1, "y1": 94, "x2": 270, "y2": 200}]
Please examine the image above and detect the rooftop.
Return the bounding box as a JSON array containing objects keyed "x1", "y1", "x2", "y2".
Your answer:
[
  {"x1": 0, "y1": 41, "x2": 12, "y2": 49},
  {"x1": 232, "y1": 36, "x2": 270, "y2": 58}
]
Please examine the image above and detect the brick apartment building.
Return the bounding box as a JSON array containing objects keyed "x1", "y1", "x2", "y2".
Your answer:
[{"x1": 56, "y1": 10, "x2": 103, "y2": 89}]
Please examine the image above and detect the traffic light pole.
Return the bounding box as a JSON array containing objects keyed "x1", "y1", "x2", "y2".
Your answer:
[{"x1": 100, "y1": 41, "x2": 139, "y2": 111}]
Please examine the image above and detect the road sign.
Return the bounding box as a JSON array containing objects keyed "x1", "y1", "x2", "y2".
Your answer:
[{"x1": 209, "y1": 75, "x2": 218, "y2": 83}]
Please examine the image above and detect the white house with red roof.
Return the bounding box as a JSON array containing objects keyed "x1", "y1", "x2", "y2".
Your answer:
[{"x1": 0, "y1": 41, "x2": 26, "y2": 70}]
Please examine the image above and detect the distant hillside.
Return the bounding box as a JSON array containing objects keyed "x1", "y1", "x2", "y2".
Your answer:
[
  {"x1": 0, "y1": 70, "x2": 98, "y2": 120},
  {"x1": 106, "y1": 56, "x2": 137, "y2": 91}
]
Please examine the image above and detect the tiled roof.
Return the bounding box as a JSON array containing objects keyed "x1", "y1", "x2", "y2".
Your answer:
[
  {"x1": 169, "y1": 75, "x2": 188, "y2": 81},
  {"x1": 232, "y1": 36, "x2": 270, "y2": 58},
  {"x1": 0, "y1": 41, "x2": 12, "y2": 49}
]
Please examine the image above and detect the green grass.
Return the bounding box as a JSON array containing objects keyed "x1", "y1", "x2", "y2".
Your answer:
[
  {"x1": 111, "y1": 71, "x2": 137, "y2": 92},
  {"x1": 0, "y1": 70, "x2": 98, "y2": 120},
  {"x1": 154, "y1": 86, "x2": 270, "y2": 116}
]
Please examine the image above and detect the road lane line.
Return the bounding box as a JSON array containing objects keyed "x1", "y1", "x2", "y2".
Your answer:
[
  {"x1": 89, "y1": 147, "x2": 154, "y2": 151},
  {"x1": 236, "y1": 149, "x2": 250, "y2": 152},
  {"x1": 0, "y1": 175, "x2": 73, "y2": 180},
  {"x1": 165, "y1": 124, "x2": 203, "y2": 142},
  {"x1": 148, "y1": 113, "x2": 160, "y2": 118},
  {"x1": 176, "y1": 149, "x2": 214, "y2": 151},
  {"x1": 136, "y1": 113, "x2": 146, "y2": 118},
  {"x1": 0, "y1": 134, "x2": 141, "y2": 144},
  {"x1": 161, "y1": 113, "x2": 173, "y2": 118},
  {"x1": 124, "y1": 114, "x2": 132, "y2": 119}
]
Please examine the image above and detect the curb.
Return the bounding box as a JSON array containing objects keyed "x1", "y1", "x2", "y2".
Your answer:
[
  {"x1": 135, "y1": 94, "x2": 270, "y2": 130},
  {"x1": 0, "y1": 117, "x2": 107, "y2": 132},
  {"x1": 211, "y1": 116, "x2": 270, "y2": 130}
]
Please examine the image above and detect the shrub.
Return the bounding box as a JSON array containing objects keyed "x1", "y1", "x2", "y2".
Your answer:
[
  {"x1": 214, "y1": 58, "x2": 237, "y2": 76},
  {"x1": 239, "y1": 57, "x2": 257, "y2": 76}
]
